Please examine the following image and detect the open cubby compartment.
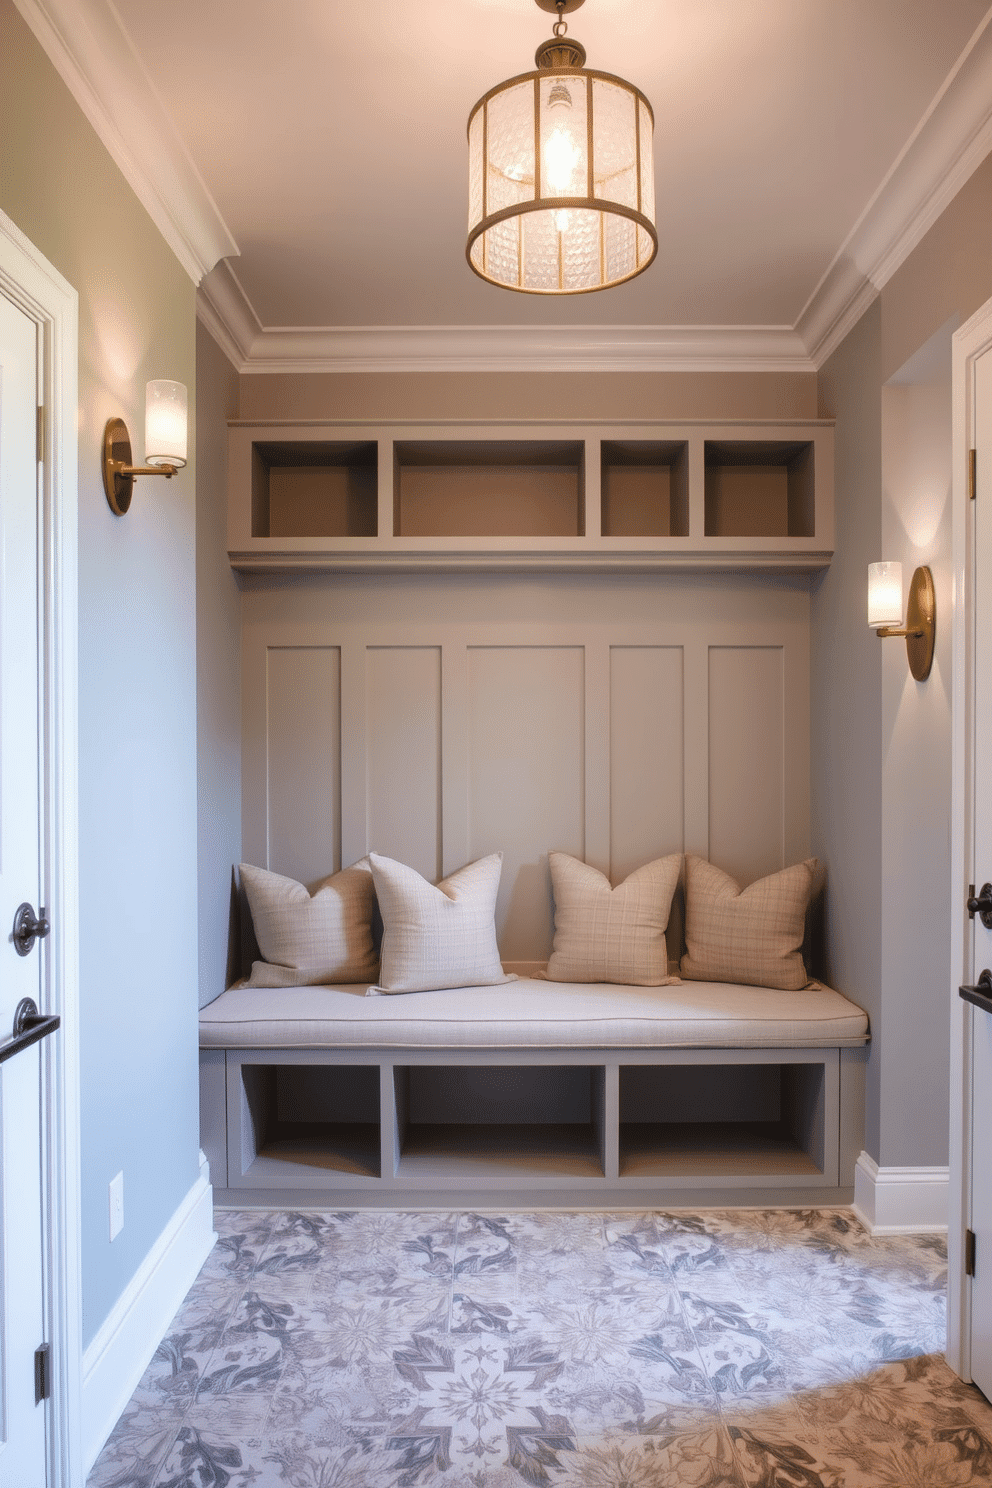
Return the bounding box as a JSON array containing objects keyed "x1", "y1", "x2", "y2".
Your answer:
[
  {"x1": 393, "y1": 440, "x2": 585, "y2": 538},
  {"x1": 704, "y1": 439, "x2": 815, "y2": 538},
  {"x1": 600, "y1": 440, "x2": 690, "y2": 537},
  {"x1": 228, "y1": 1056, "x2": 382, "y2": 1186},
  {"x1": 250, "y1": 440, "x2": 378, "y2": 538},
  {"x1": 388, "y1": 1063, "x2": 607, "y2": 1181},
  {"x1": 618, "y1": 1051, "x2": 837, "y2": 1184}
]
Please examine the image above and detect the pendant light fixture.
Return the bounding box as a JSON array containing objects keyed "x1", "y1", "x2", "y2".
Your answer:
[{"x1": 466, "y1": 0, "x2": 657, "y2": 295}]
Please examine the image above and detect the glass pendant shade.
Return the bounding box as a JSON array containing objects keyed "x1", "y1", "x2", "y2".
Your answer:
[{"x1": 467, "y1": 31, "x2": 656, "y2": 294}]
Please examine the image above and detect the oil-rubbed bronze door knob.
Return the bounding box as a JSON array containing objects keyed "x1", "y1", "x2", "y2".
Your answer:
[
  {"x1": 11, "y1": 902, "x2": 50, "y2": 957},
  {"x1": 968, "y1": 884, "x2": 992, "y2": 930}
]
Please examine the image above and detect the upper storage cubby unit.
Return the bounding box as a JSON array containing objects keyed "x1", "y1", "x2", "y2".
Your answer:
[{"x1": 228, "y1": 420, "x2": 833, "y2": 572}]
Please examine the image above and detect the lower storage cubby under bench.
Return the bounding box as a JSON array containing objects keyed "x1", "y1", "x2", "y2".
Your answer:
[{"x1": 201, "y1": 1045, "x2": 859, "y2": 1208}]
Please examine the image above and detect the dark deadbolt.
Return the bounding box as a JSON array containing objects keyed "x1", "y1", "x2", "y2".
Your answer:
[
  {"x1": 968, "y1": 884, "x2": 992, "y2": 930},
  {"x1": 12, "y1": 902, "x2": 50, "y2": 957}
]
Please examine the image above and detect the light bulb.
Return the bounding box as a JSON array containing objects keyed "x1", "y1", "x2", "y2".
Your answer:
[
  {"x1": 554, "y1": 210, "x2": 570, "y2": 233},
  {"x1": 544, "y1": 127, "x2": 580, "y2": 193}
]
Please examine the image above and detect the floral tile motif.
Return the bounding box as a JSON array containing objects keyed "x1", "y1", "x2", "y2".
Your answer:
[{"x1": 86, "y1": 1208, "x2": 992, "y2": 1488}]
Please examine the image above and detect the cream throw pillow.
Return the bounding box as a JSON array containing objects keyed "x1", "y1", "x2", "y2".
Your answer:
[
  {"x1": 680, "y1": 854, "x2": 816, "y2": 990},
  {"x1": 545, "y1": 851, "x2": 682, "y2": 985},
  {"x1": 367, "y1": 852, "x2": 514, "y2": 995},
  {"x1": 240, "y1": 861, "x2": 378, "y2": 987}
]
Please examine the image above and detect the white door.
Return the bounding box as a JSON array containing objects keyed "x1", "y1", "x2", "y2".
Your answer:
[
  {"x1": 968, "y1": 345, "x2": 992, "y2": 1399},
  {"x1": 0, "y1": 291, "x2": 49, "y2": 1481}
]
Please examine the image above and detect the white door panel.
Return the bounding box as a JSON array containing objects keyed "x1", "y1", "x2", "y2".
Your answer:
[
  {"x1": 0, "y1": 290, "x2": 47, "y2": 1482},
  {"x1": 969, "y1": 345, "x2": 992, "y2": 1400}
]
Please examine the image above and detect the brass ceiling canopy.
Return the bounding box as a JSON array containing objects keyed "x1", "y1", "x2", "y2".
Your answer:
[{"x1": 466, "y1": 0, "x2": 657, "y2": 295}]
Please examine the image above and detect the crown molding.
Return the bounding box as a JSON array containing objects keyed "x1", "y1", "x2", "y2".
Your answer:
[
  {"x1": 238, "y1": 323, "x2": 815, "y2": 375},
  {"x1": 196, "y1": 263, "x2": 813, "y2": 374},
  {"x1": 798, "y1": 7, "x2": 992, "y2": 368},
  {"x1": 196, "y1": 261, "x2": 260, "y2": 367},
  {"x1": 12, "y1": 0, "x2": 238, "y2": 284}
]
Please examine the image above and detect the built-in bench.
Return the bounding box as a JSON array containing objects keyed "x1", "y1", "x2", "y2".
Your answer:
[{"x1": 199, "y1": 975, "x2": 869, "y2": 1209}]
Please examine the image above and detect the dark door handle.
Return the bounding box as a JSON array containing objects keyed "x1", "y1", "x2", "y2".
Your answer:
[
  {"x1": 0, "y1": 998, "x2": 60, "y2": 1066},
  {"x1": 968, "y1": 884, "x2": 992, "y2": 929},
  {"x1": 12, "y1": 902, "x2": 50, "y2": 957}
]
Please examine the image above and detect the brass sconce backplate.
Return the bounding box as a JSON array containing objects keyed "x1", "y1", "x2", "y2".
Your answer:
[
  {"x1": 875, "y1": 564, "x2": 936, "y2": 680},
  {"x1": 905, "y1": 565, "x2": 936, "y2": 681},
  {"x1": 103, "y1": 417, "x2": 135, "y2": 515}
]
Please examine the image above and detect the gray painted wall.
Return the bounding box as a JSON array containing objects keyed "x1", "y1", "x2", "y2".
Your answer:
[
  {"x1": 1, "y1": 1, "x2": 201, "y2": 1346},
  {"x1": 813, "y1": 153, "x2": 992, "y2": 1171},
  {"x1": 879, "y1": 356, "x2": 953, "y2": 1167},
  {"x1": 811, "y1": 303, "x2": 884, "y2": 1157},
  {"x1": 196, "y1": 322, "x2": 242, "y2": 1007}
]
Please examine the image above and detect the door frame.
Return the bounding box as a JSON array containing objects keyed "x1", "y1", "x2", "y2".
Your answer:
[
  {"x1": 0, "y1": 209, "x2": 81, "y2": 1482},
  {"x1": 948, "y1": 295, "x2": 992, "y2": 1380}
]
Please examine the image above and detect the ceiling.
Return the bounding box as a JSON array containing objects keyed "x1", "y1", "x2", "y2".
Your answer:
[{"x1": 15, "y1": 0, "x2": 992, "y2": 370}]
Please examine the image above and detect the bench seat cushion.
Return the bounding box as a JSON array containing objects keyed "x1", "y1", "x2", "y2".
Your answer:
[{"x1": 199, "y1": 976, "x2": 869, "y2": 1051}]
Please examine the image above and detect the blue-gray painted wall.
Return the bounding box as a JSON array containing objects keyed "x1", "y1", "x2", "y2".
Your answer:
[{"x1": 1, "y1": 0, "x2": 201, "y2": 1348}]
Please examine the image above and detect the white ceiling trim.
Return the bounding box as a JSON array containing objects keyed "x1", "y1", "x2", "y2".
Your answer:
[
  {"x1": 197, "y1": 277, "x2": 815, "y2": 374},
  {"x1": 798, "y1": 7, "x2": 992, "y2": 368},
  {"x1": 12, "y1": 0, "x2": 238, "y2": 284},
  {"x1": 197, "y1": 261, "x2": 260, "y2": 368}
]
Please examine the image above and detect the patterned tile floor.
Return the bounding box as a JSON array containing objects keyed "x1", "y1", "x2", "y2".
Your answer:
[{"x1": 87, "y1": 1208, "x2": 992, "y2": 1487}]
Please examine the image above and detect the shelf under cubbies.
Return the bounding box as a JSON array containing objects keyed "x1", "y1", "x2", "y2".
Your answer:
[
  {"x1": 393, "y1": 440, "x2": 585, "y2": 538},
  {"x1": 251, "y1": 440, "x2": 378, "y2": 538},
  {"x1": 620, "y1": 1123, "x2": 822, "y2": 1178},
  {"x1": 704, "y1": 440, "x2": 815, "y2": 538},
  {"x1": 397, "y1": 1123, "x2": 604, "y2": 1180},
  {"x1": 255, "y1": 1121, "x2": 381, "y2": 1178},
  {"x1": 601, "y1": 440, "x2": 689, "y2": 537}
]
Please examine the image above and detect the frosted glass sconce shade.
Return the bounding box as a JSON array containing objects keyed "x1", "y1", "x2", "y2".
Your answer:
[
  {"x1": 868, "y1": 562, "x2": 935, "y2": 681},
  {"x1": 466, "y1": 0, "x2": 656, "y2": 294},
  {"x1": 868, "y1": 561, "x2": 903, "y2": 628},
  {"x1": 145, "y1": 380, "x2": 188, "y2": 469},
  {"x1": 102, "y1": 378, "x2": 188, "y2": 515}
]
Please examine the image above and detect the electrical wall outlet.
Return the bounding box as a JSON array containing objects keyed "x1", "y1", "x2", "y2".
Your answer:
[{"x1": 109, "y1": 1171, "x2": 124, "y2": 1241}]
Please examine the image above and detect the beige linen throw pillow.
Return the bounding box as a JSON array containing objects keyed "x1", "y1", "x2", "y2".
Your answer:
[
  {"x1": 680, "y1": 854, "x2": 816, "y2": 990},
  {"x1": 240, "y1": 860, "x2": 378, "y2": 987},
  {"x1": 545, "y1": 851, "x2": 682, "y2": 985},
  {"x1": 368, "y1": 852, "x2": 514, "y2": 995}
]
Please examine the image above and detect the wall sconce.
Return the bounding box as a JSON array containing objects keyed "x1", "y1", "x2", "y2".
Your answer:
[
  {"x1": 867, "y1": 561, "x2": 936, "y2": 681},
  {"x1": 102, "y1": 380, "x2": 187, "y2": 515}
]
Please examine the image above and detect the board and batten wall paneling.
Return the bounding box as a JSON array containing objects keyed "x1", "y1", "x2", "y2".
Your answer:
[
  {"x1": 609, "y1": 646, "x2": 685, "y2": 878},
  {"x1": 365, "y1": 647, "x2": 442, "y2": 881},
  {"x1": 466, "y1": 646, "x2": 585, "y2": 961},
  {"x1": 707, "y1": 645, "x2": 795, "y2": 883},
  {"x1": 240, "y1": 580, "x2": 811, "y2": 963},
  {"x1": 243, "y1": 645, "x2": 341, "y2": 881}
]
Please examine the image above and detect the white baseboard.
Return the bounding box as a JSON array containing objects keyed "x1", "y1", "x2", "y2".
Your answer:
[
  {"x1": 82, "y1": 1151, "x2": 216, "y2": 1472},
  {"x1": 852, "y1": 1150, "x2": 949, "y2": 1235}
]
